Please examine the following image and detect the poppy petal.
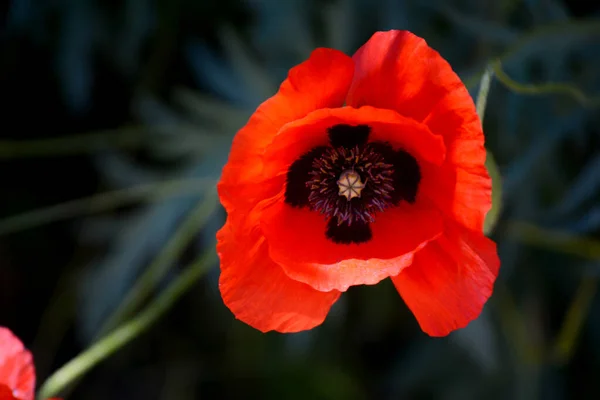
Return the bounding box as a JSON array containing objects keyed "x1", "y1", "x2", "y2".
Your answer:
[
  {"x1": 217, "y1": 220, "x2": 341, "y2": 333},
  {"x1": 218, "y1": 48, "x2": 355, "y2": 215},
  {"x1": 421, "y1": 89, "x2": 491, "y2": 231},
  {"x1": 391, "y1": 223, "x2": 500, "y2": 336},
  {"x1": 258, "y1": 106, "x2": 445, "y2": 292},
  {"x1": 347, "y1": 30, "x2": 490, "y2": 231},
  {"x1": 347, "y1": 30, "x2": 459, "y2": 122},
  {"x1": 0, "y1": 384, "x2": 17, "y2": 400},
  {"x1": 261, "y1": 194, "x2": 443, "y2": 292},
  {"x1": 419, "y1": 161, "x2": 491, "y2": 232},
  {"x1": 0, "y1": 328, "x2": 35, "y2": 400},
  {"x1": 262, "y1": 106, "x2": 446, "y2": 182}
]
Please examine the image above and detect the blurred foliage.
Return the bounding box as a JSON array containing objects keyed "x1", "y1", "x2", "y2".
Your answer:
[{"x1": 1, "y1": 0, "x2": 600, "y2": 399}]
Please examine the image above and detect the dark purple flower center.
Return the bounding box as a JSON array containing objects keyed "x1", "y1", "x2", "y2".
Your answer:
[{"x1": 285, "y1": 124, "x2": 420, "y2": 244}]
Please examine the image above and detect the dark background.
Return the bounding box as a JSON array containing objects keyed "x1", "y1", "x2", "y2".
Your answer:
[{"x1": 1, "y1": 0, "x2": 600, "y2": 399}]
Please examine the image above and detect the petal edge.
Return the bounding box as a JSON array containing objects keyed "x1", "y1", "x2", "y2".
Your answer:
[
  {"x1": 392, "y1": 224, "x2": 500, "y2": 336},
  {"x1": 217, "y1": 221, "x2": 341, "y2": 333},
  {"x1": 0, "y1": 328, "x2": 35, "y2": 400},
  {"x1": 219, "y1": 48, "x2": 355, "y2": 214}
]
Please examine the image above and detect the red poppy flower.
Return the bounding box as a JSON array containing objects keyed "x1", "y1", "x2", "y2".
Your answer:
[
  {"x1": 216, "y1": 30, "x2": 500, "y2": 336},
  {"x1": 0, "y1": 327, "x2": 59, "y2": 400}
]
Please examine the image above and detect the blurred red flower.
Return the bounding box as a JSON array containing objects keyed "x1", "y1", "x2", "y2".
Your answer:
[
  {"x1": 216, "y1": 30, "x2": 500, "y2": 336},
  {"x1": 0, "y1": 327, "x2": 59, "y2": 400}
]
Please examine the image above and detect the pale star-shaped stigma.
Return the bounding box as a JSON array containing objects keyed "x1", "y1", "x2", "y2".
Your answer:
[{"x1": 337, "y1": 170, "x2": 366, "y2": 201}]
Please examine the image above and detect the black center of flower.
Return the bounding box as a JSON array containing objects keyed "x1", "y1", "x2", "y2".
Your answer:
[{"x1": 285, "y1": 124, "x2": 421, "y2": 245}]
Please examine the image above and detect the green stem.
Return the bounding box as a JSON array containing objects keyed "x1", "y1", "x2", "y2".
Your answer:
[
  {"x1": 492, "y1": 61, "x2": 600, "y2": 107},
  {"x1": 0, "y1": 178, "x2": 213, "y2": 236},
  {"x1": 95, "y1": 192, "x2": 218, "y2": 338},
  {"x1": 464, "y1": 18, "x2": 600, "y2": 90},
  {"x1": 498, "y1": 19, "x2": 600, "y2": 65},
  {"x1": 475, "y1": 65, "x2": 494, "y2": 124},
  {"x1": 36, "y1": 250, "x2": 217, "y2": 400},
  {"x1": 484, "y1": 151, "x2": 502, "y2": 235},
  {"x1": 474, "y1": 64, "x2": 502, "y2": 235}
]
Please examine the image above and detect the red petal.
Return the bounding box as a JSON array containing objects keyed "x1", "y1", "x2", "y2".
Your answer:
[
  {"x1": 218, "y1": 48, "x2": 354, "y2": 217},
  {"x1": 0, "y1": 383, "x2": 19, "y2": 400},
  {"x1": 217, "y1": 218, "x2": 341, "y2": 333},
  {"x1": 261, "y1": 194, "x2": 443, "y2": 292},
  {"x1": 262, "y1": 106, "x2": 446, "y2": 180},
  {"x1": 419, "y1": 161, "x2": 491, "y2": 232},
  {"x1": 420, "y1": 90, "x2": 491, "y2": 230},
  {"x1": 391, "y1": 223, "x2": 500, "y2": 336},
  {"x1": 0, "y1": 328, "x2": 35, "y2": 400},
  {"x1": 347, "y1": 30, "x2": 460, "y2": 121},
  {"x1": 259, "y1": 106, "x2": 445, "y2": 292},
  {"x1": 347, "y1": 30, "x2": 490, "y2": 231},
  {"x1": 0, "y1": 384, "x2": 17, "y2": 400}
]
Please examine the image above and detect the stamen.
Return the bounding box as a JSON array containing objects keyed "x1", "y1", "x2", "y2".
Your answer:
[
  {"x1": 306, "y1": 144, "x2": 395, "y2": 226},
  {"x1": 337, "y1": 170, "x2": 366, "y2": 200},
  {"x1": 284, "y1": 132, "x2": 421, "y2": 245}
]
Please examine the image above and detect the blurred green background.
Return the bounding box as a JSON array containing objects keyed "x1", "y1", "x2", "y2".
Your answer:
[{"x1": 1, "y1": 0, "x2": 600, "y2": 399}]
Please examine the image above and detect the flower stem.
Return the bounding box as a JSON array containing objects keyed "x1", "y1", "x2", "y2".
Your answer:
[
  {"x1": 492, "y1": 61, "x2": 600, "y2": 108},
  {"x1": 475, "y1": 64, "x2": 494, "y2": 124},
  {"x1": 36, "y1": 250, "x2": 217, "y2": 400},
  {"x1": 95, "y1": 191, "x2": 218, "y2": 338},
  {"x1": 464, "y1": 18, "x2": 600, "y2": 90},
  {"x1": 475, "y1": 64, "x2": 502, "y2": 235}
]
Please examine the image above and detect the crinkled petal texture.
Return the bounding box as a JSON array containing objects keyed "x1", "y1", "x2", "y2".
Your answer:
[
  {"x1": 348, "y1": 30, "x2": 492, "y2": 231},
  {"x1": 0, "y1": 328, "x2": 35, "y2": 400},
  {"x1": 218, "y1": 217, "x2": 341, "y2": 333},
  {"x1": 391, "y1": 223, "x2": 499, "y2": 336},
  {"x1": 260, "y1": 106, "x2": 446, "y2": 292},
  {"x1": 217, "y1": 48, "x2": 353, "y2": 332},
  {"x1": 217, "y1": 30, "x2": 499, "y2": 335},
  {"x1": 218, "y1": 47, "x2": 355, "y2": 222},
  {"x1": 348, "y1": 30, "x2": 498, "y2": 335}
]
